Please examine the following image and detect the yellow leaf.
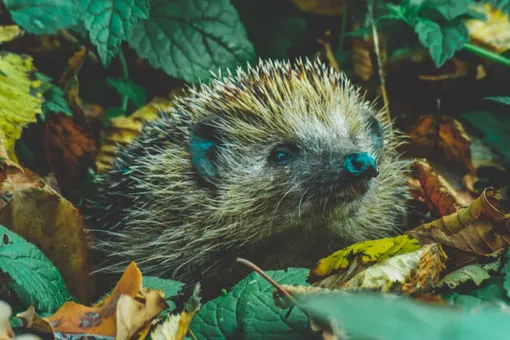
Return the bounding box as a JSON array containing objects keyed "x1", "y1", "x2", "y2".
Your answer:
[
  {"x1": 467, "y1": 4, "x2": 510, "y2": 53},
  {"x1": 0, "y1": 52, "x2": 43, "y2": 162},
  {"x1": 310, "y1": 234, "x2": 421, "y2": 278},
  {"x1": 0, "y1": 25, "x2": 23, "y2": 44},
  {"x1": 95, "y1": 97, "x2": 175, "y2": 173}
]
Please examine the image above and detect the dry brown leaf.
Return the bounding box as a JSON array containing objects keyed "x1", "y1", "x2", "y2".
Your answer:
[
  {"x1": 95, "y1": 97, "x2": 175, "y2": 173},
  {"x1": 412, "y1": 160, "x2": 472, "y2": 216},
  {"x1": 317, "y1": 30, "x2": 340, "y2": 72},
  {"x1": 116, "y1": 291, "x2": 168, "y2": 340},
  {"x1": 147, "y1": 285, "x2": 201, "y2": 340},
  {"x1": 0, "y1": 138, "x2": 94, "y2": 302},
  {"x1": 417, "y1": 58, "x2": 469, "y2": 81},
  {"x1": 401, "y1": 243, "x2": 447, "y2": 294},
  {"x1": 43, "y1": 114, "x2": 97, "y2": 201},
  {"x1": 0, "y1": 301, "x2": 14, "y2": 340},
  {"x1": 291, "y1": 0, "x2": 343, "y2": 16},
  {"x1": 408, "y1": 187, "x2": 510, "y2": 258},
  {"x1": 408, "y1": 115, "x2": 475, "y2": 174},
  {"x1": 16, "y1": 307, "x2": 53, "y2": 336},
  {"x1": 467, "y1": 4, "x2": 510, "y2": 54},
  {"x1": 40, "y1": 262, "x2": 166, "y2": 338}
]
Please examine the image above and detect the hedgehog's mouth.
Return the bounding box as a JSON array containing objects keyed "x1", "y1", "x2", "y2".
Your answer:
[{"x1": 333, "y1": 180, "x2": 372, "y2": 201}]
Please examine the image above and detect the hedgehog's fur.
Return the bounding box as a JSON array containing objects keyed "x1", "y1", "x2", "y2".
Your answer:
[{"x1": 86, "y1": 59, "x2": 410, "y2": 289}]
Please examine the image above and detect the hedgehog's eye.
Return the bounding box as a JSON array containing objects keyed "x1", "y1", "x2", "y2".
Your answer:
[{"x1": 269, "y1": 144, "x2": 297, "y2": 165}]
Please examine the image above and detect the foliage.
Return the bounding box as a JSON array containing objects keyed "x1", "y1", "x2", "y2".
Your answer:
[
  {"x1": 191, "y1": 268, "x2": 315, "y2": 339},
  {"x1": 0, "y1": 226, "x2": 72, "y2": 313},
  {"x1": 379, "y1": 0, "x2": 486, "y2": 67},
  {"x1": 2, "y1": 0, "x2": 510, "y2": 339}
]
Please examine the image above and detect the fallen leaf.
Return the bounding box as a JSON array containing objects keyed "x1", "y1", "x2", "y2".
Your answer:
[
  {"x1": 116, "y1": 291, "x2": 168, "y2": 340},
  {"x1": 42, "y1": 262, "x2": 166, "y2": 338},
  {"x1": 95, "y1": 97, "x2": 174, "y2": 173},
  {"x1": 291, "y1": 0, "x2": 343, "y2": 16},
  {"x1": 412, "y1": 160, "x2": 473, "y2": 216},
  {"x1": 16, "y1": 307, "x2": 53, "y2": 335},
  {"x1": 408, "y1": 115, "x2": 475, "y2": 175},
  {"x1": 147, "y1": 285, "x2": 201, "y2": 340},
  {"x1": 467, "y1": 4, "x2": 510, "y2": 54},
  {"x1": 0, "y1": 25, "x2": 23, "y2": 44},
  {"x1": 0, "y1": 301, "x2": 14, "y2": 340},
  {"x1": 0, "y1": 138, "x2": 94, "y2": 302},
  {"x1": 310, "y1": 234, "x2": 421, "y2": 282},
  {"x1": 0, "y1": 52, "x2": 44, "y2": 162},
  {"x1": 43, "y1": 114, "x2": 97, "y2": 202},
  {"x1": 436, "y1": 259, "x2": 500, "y2": 290},
  {"x1": 418, "y1": 58, "x2": 469, "y2": 81},
  {"x1": 408, "y1": 188, "x2": 510, "y2": 258}
]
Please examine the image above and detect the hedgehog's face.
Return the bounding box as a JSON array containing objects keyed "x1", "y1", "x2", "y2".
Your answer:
[{"x1": 188, "y1": 106, "x2": 385, "y2": 222}]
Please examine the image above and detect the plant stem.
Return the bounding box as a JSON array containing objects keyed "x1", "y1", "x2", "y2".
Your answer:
[
  {"x1": 463, "y1": 43, "x2": 510, "y2": 67},
  {"x1": 338, "y1": 1, "x2": 348, "y2": 54},
  {"x1": 119, "y1": 50, "x2": 129, "y2": 112},
  {"x1": 368, "y1": 0, "x2": 392, "y2": 126}
]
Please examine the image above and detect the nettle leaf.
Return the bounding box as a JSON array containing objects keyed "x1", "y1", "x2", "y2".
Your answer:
[
  {"x1": 142, "y1": 276, "x2": 183, "y2": 312},
  {"x1": 129, "y1": 0, "x2": 256, "y2": 84},
  {"x1": 414, "y1": 18, "x2": 469, "y2": 67},
  {"x1": 78, "y1": 0, "x2": 150, "y2": 67},
  {"x1": 418, "y1": 0, "x2": 485, "y2": 22},
  {"x1": 4, "y1": 0, "x2": 77, "y2": 35},
  {"x1": 0, "y1": 226, "x2": 72, "y2": 313},
  {"x1": 106, "y1": 78, "x2": 147, "y2": 108},
  {"x1": 190, "y1": 268, "x2": 315, "y2": 339},
  {"x1": 485, "y1": 96, "x2": 510, "y2": 106},
  {"x1": 297, "y1": 290, "x2": 510, "y2": 340}
]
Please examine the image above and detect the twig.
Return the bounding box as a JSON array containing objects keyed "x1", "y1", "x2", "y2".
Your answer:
[
  {"x1": 367, "y1": 0, "x2": 392, "y2": 125},
  {"x1": 236, "y1": 257, "x2": 296, "y2": 303}
]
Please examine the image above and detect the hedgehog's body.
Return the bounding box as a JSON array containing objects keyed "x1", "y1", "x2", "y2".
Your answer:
[{"x1": 87, "y1": 59, "x2": 410, "y2": 290}]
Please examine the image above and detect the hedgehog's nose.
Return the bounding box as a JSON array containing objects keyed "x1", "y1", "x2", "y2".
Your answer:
[{"x1": 343, "y1": 152, "x2": 379, "y2": 179}]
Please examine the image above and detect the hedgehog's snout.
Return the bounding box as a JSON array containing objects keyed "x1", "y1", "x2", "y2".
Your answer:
[{"x1": 343, "y1": 152, "x2": 379, "y2": 180}]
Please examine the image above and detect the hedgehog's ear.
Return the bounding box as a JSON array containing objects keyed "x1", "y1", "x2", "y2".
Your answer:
[{"x1": 189, "y1": 116, "x2": 222, "y2": 184}]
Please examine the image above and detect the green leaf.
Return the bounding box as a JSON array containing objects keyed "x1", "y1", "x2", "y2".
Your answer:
[
  {"x1": 142, "y1": 276, "x2": 183, "y2": 312},
  {"x1": 0, "y1": 226, "x2": 72, "y2": 313},
  {"x1": 443, "y1": 276, "x2": 509, "y2": 311},
  {"x1": 297, "y1": 290, "x2": 510, "y2": 340},
  {"x1": 35, "y1": 73, "x2": 73, "y2": 119},
  {"x1": 437, "y1": 260, "x2": 500, "y2": 289},
  {"x1": 78, "y1": 0, "x2": 150, "y2": 67},
  {"x1": 106, "y1": 78, "x2": 147, "y2": 108},
  {"x1": 418, "y1": 0, "x2": 485, "y2": 22},
  {"x1": 129, "y1": 0, "x2": 256, "y2": 84},
  {"x1": 485, "y1": 96, "x2": 510, "y2": 106},
  {"x1": 4, "y1": 0, "x2": 77, "y2": 35},
  {"x1": 414, "y1": 18, "x2": 468, "y2": 67},
  {"x1": 190, "y1": 268, "x2": 315, "y2": 339},
  {"x1": 503, "y1": 249, "x2": 510, "y2": 298},
  {"x1": 460, "y1": 110, "x2": 510, "y2": 162}
]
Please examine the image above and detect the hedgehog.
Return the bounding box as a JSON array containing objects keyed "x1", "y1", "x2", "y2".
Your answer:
[{"x1": 85, "y1": 58, "x2": 410, "y2": 292}]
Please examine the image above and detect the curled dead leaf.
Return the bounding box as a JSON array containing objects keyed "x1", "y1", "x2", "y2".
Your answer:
[
  {"x1": 41, "y1": 262, "x2": 167, "y2": 338},
  {"x1": 408, "y1": 115, "x2": 475, "y2": 175},
  {"x1": 412, "y1": 160, "x2": 473, "y2": 216},
  {"x1": 408, "y1": 187, "x2": 510, "y2": 257}
]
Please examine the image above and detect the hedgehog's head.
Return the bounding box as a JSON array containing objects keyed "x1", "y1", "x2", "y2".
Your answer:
[{"x1": 184, "y1": 59, "x2": 388, "y2": 240}]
